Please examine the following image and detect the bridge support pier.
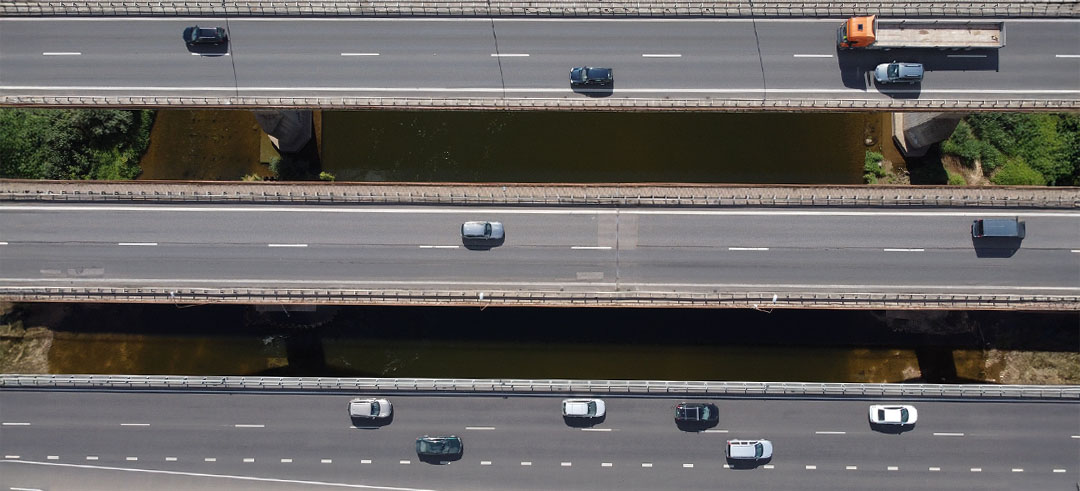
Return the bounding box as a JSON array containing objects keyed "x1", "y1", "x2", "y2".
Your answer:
[{"x1": 891, "y1": 112, "x2": 964, "y2": 158}]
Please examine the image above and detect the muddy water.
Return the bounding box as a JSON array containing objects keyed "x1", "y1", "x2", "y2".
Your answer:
[{"x1": 137, "y1": 110, "x2": 269, "y2": 180}]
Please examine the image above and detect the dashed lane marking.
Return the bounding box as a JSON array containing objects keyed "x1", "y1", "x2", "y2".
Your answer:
[
  {"x1": 1, "y1": 423, "x2": 30, "y2": 426},
  {"x1": 465, "y1": 426, "x2": 495, "y2": 430},
  {"x1": 520, "y1": 461, "x2": 532, "y2": 466},
  {"x1": 1055, "y1": 54, "x2": 1080, "y2": 58},
  {"x1": 491, "y1": 53, "x2": 529, "y2": 57},
  {"x1": 46, "y1": 456, "x2": 58, "y2": 460},
  {"x1": 581, "y1": 428, "x2": 612, "y2": 432},
  {"x1": 642, "y1": 54, "x2": 682, "y2": 58},
  {"x1": 361, "y1": 459, "x2": 372, "y2": 464},
  {"x1": 118, "y1": 242, "x2": 157, "y2": 246},
  {"x1": 281, "y1": 459, "x2": 292, "y2": 463},
  {"x1": 703, "y1": 429, "x2": 729, "y2": 433},
  {"x1": 929, "y1": 467, "x2": 940, "y2": 471},
  {"x1": 399, "y1": 460, "x2": 410, "y2": 465},
  {"x1": 205, "y1": 458, "x2": 216, "y2": 462},
  {"x1": 266, "y1": 244, "x2": 306, "y2": 248},
  {"x1": 322, "y1": 459, "x2": 332, "y2": 464},
  {"x1": 729, "y1": 247, "x2": 769, "y2": 251},
  {"x1": 85, "y1": 456, "x2": 98, "y2": 461},
  {"x1": 120, "y1": 423, "x2": 150, "y2": 427},
  {"x1": 683, "y1": 463, "x2": 694, "y2": 468},
  {"x1": 561, "y1": 462, "x2": 571, "y2": 467},
  {"x1": 234, "y1": 424, "x2": 265, "y2": 428},
  {"x1": 641, "y1": 463, "x2": 653, "y2": 468},
  {"x1": 888, "y1": 466, "x2": 898, "y2": 471},
  {"x1": 418, "y1": 245, "x2": 459, "y2": 249},
  {"x1": 341, "y1": 53, "x2": 380, "y2": 56},
  {"x1": 1012, "y1": 468, "x2": 1023, "y2": 472},
  {"x1": 815, "y1": 431, "x2": 846, "y2": 435},
  {"x1": 480, "y1": 461, "x2": 492, "y2": 465},
  {"x1": 846, "y1": 466, "x2": 857, "y2": 470},
  {"x1": 971, "y1": 468, "x2": 982, "y2": 472},
  {"x1": 42, "y1": 52, "x2": 81, "y2": 56},
  {"x1": 601, "y1": 462, "x2": 613, "y2": 467},
  {"x1": 933, "y1": 432, "x2": 965, "y2": 437},
  {"x1": 570, "y1": 246, "x2": 612, "y2": 250},
  {"x1": 763, "y1": 464, "x2": 775, "y2": 469},
  {"x1": 805, "y1": 465, "x2": 816, "y2": 470},
  {"x1": 126, "y1": 457, "x2": 138, "y2": 461},
  {"x1": 5, "y1": 455, "x2": 20, "y2": 459},
  {"x1": 1053, "y1": 469, "x2": 1067, "y2": 473},
  {"x1": 883, "y1": 248, "x2": 925, "y2": 252},
  {"x1": 11, "y1": 487, "x2": 43, "y2": 491},
  {"x1": 243, "y1": 458, "x2": 255, "y2": 463},
  {"x1": 165, "y1": 457, "x2": 177, "y2": 462}
]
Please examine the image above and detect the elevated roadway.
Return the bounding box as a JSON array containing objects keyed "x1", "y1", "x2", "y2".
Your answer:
[
  {"x1": 0, "y1": 200, "x2": 1078, "y2": 308},
  {"x1": 1, "y1": 17, "x2": 1077, "y2": 109},
  {"x1": 1, "y1": 386, "x2": 1077, "y2": 490}
]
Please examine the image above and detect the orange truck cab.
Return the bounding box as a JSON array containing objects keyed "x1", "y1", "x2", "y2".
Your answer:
[{"x1": 837, "y1": 15, "x2": 877, "y2": 48}]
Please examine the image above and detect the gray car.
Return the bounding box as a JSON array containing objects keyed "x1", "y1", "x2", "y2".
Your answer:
[
  {"x1": 461, "y1": 221, "x2": 504, "y2": 241},
  {"x1": 874, "y1": 62, "x2": 923, "y2": 84}
]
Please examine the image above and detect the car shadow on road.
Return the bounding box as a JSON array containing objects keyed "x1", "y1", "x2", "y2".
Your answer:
[
  {"x1": 418, "y1": 453, "x2": 463, "y2": 465},
  {"x1": 563, "y1": 415, "x2": 606, "y2": 428},
  {"x1": 350, "y1": 414, "x2": 393, "y2": 429},
  {"x1": 571, "y1": 84, "x2": 615, "y2": 98},
  {"x1": 973, "y1": 237, "x2": 1023, "y2": 258},
  {"x1": 462, "y1": 237, "x2": 505, "y2": 250},
  {"x1": 675, "y1": 420, "x2": 719, "y2": 432},
  {"x1": 726, "y1": 457, "x2": 772, "y2": 469},
  {"x1": 869, "y1": 423, "x2": 916, "y2": 434}
]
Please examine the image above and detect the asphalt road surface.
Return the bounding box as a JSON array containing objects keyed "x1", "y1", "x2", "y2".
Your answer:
[
  {"x1": 1, "y1": 391, "x2": 1077, "y2": 490},
  {"x1": 1, "y1": 203, "x2": 1077, "y2": 296},
  {"x1": 1, "y1": 18, "x2": 1077, "y2": 102}
]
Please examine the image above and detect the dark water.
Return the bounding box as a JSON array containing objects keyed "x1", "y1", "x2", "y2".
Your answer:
[
  {"x1": 9, "y1": 304, "x2": 1076, "y2": 383},
  {"x1": 322, "y1": 111, "x2": 875, "y2": 183}
]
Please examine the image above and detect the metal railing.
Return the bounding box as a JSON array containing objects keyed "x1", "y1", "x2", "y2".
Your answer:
[{"x1": 2, "y1": 374, "x2": 1077, "y2": 400}]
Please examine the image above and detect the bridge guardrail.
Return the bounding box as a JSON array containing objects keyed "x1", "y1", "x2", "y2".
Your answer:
[
  {"x1": 2, "y1": 96, "x2": 1078, "y2": 111},
  {"x1": 2, "y1": 0, "x2": 1077, "y2": 17},
  {"x1": 2, "y1": 375, "x2": 1077, "y2": 400},
  {"x1": 1, "y1": 180, "x2": 1077, "y2": 209}
]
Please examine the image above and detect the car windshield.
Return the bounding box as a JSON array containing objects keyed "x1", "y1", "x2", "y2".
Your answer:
[
  {"x1": 899, "y1": 408, "x2": 909, "y2": 422},
  {"x1": 887, "y1": 64, "x2": 899, "y2": 78},
  {"x1": 369, "y1": 402, "x2": 380, "y2": 415},
  {"x1": 586, "y1": 401, "x2": 597, "y2": 415},
  {"x1": 754, "y1": 443, "x2": 764, "y2": 458},
  {"x1": 700, "y1": 406, "x2": 711, "y2": 419}
]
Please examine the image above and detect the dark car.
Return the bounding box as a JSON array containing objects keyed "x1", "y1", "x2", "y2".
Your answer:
[
  {"x1": 674, "y1": 402, "x2": 719, "y2": 423},
  {"x1": 185, "y1": 25, "x2": 228, "y2": 46},
  {"x1": 569, "y1": 66, "x2": 613, "y2": 86},
  {"x1": 415, "y1": 435, "x2": 463, "y2": 458}
]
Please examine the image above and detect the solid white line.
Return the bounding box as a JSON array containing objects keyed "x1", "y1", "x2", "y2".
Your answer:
[
  {"x1": 418, "y1": 245, "x2": 459, "y2": 249},
  {"x1": 520, "y1": 461, "x2": 532, "y2": 466},
  {"x1": 929, "y1": 466, "x2": 940, "y2": 471},
  {"x1": 793, "y1": 54, "x2": 833, "y2": 58},
  {"x1": 642, "y1": 54, "x2": 681, "y2": 58},
  {"x1": 480, "y1": 461, "x2": 492, "y2": 465},
  {"x1": 5, "y1": 17, "x2": 1074, "y2": 24},
  {"x1": 491, "y1": 53, "x2": 529, "y2": 57},
  {"x1": 601, "y1": 462, "x2": 613, "y2": 467},
  {"x1": 191, "y1": 53, "x2": 230, "y2": 56},
  {"x1": 1071, "y1": 435, "x2": 1080, "y2": 438},
  {"x1": 947, "y1": 54, "x2": 987, "y2": 58},
  {"x1": 117, "y1": 242, "x2": 157, "y2": 246},
  {"x1": 234, "y1": 424, "x2": 265, "y2": 428},
  {"x1": 883, "y1": 248, "x2": 924, "y2": 252},
  {"x1": 266, "y1": 244, "x2": 306, "y2": 248},
  {"x1": 806, "y1": 465, "x2": 817, "y2": 470},
  {"x1": 165, "y1": 457, "x2": 177, "y2": 462},
  {"x1": 933, "y1": 432, "x2": 964, "y2": 437},
  {"x1": 815, "y1": 431, "x2": 846, "y2": 435},
  {"x1": 561, "y1": 462, "x2": 571, "y2": 467},
  {"x1": 281, "y1": 459, "x2": 292, "y2": 463},
  {"x1": 42, "y1": 52, "x2": 80, "y2": 56},
  {"x1": 126, "y1": 457, "x2": 138, "y2": 461},
  {"x1": 465, "y1": 426, "x2": 495, "y2": 430},
  {"x1": 641, "y1": 463, "x2": 653, "y2": 468},
  {"x1": 971, "y1": 467, "x2": 982, "y2": 472},
  {"x1": 728, "y1": 247, "x2": 769, "y2": 251},
  {"x1": 120, "y1": 423, "x2": 150, "y2": 426},
  {"x1": 1055, "y1": 54, "x2": 1080, "y2": 58},
  {"x1": 571, "y1": 246, "x2": 612, "y2": 250},
  {"x1": 888, "y1": 466, "x2": 898, "y2": 471},
  {"x1": 1, "y1": 422, "x2": 30, "y2": 426},
  {"x1": 581, "y1": 428, "x2": 612, "y2": 432},
  {"x1": 341, "y1": 53, "x2": 379, "y2": 56},
  {"x1": 682, "y1": 463, "x2": 694, "y2": 468},
  {"x1": 845, "y1": 465, "x2": 857, "y2": 470},
  {"x1": 1054, "y1": 469, "x2": 1067, "y2": 473},
  {"x1": 1, "y1": 459, "x2": 436, "y2": 491},
  {"x1": 321, "y1": 459, "x2": 332, "y2": 464}
]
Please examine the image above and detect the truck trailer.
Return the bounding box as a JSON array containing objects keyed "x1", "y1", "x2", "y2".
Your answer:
[{"x1": 837, "y1": 15, "x2": 1005, "y2": 50}]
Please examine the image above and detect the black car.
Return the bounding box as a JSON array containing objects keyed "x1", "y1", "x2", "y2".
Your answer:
[
  {"x1": 569, "y1": 66, "x2": 613, "y2": 86},
  {"x1": 415, "y1": 435, "x2": 463, "y2": 458},
  {"x1": 674, "y1": 402, "x2": 719, "y2": 423},
  {"x1": 185, "y1": 25, "x2": 228, "y2": 46}
]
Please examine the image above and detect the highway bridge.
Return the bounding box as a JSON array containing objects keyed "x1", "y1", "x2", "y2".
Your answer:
[
  {"x1": 1, "y1": 17, "x2": 1077, "y2": 110},
  {"x1": 1, "y1": 376, "x2": 1077, "y2": 490},
  {"x1": 1, "y1": 183, "x2": 1078, "y2": 309}
]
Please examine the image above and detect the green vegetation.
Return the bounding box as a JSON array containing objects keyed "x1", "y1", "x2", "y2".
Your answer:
[
  {"x1": 318, "y1": 172, "x2": 336, "y2": 182},
  {"x1": 0, "y1": 109, "x2": 154, "y2": 180},
  {"x1": 946, "y1": 171, "x2": 967, "y2": 186},
  {"x1": 942, "y1": 113, "x2": 1079, "y2": 186},
  {"x1": 863, "y1": 150, "x2": 887, "y2": 184}
]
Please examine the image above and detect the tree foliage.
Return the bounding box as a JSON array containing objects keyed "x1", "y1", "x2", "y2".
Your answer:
[
  {"x1": 990, "y1": 158, "x2": 1047, "y2": 186},
  {"x1": 0, "y1": 109, "x2": 154, "y2": 180},
  {"x1": 943, "y1": 113, "x2": 1078, "y2": 186}
]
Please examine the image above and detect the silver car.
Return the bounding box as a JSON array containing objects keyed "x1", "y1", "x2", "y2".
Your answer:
[
  {"x1": 348, "y1": 398, "x2": 392, "y2": 419},
  {"x1": 874, "y1": 62, "x2": 924, "y2": 84},
  {"x1": 461, "y1": 221, "x2": 504, "y2": 240}
]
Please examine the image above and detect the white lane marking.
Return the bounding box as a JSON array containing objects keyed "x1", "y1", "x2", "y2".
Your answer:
[
  {"x1": 682, "y1": 463, "x2": 694, "y2": 468},
  {"x1": 11, "y1": 487, "x2": 42, "y2": 491},
  {"x1": 491, "y1": 53, "x2": 529, "y2": 57},
  {"x1": 234, "y1": 424, "x2": 265, "y2": 428},
  {"x1": 321, "y1": 459, "x2": 332, "y2": 464},
  {"x1": 86, "y1": 456, "x2": 98, "y2": 461},
  {"x1": 4, "y1": 84, "x2": 1078, "y2": 96},
  {"x1": 971, "y1": 468, "x2": 982, "y2": 472},
  {"x1": 480, "y1": 461, "x2": 492, "y2": 465},
  {"x1": 888, "y1": 466, "x2": 898, "y2": 471},
  {"x1": 165, "y1": 457, "x2": 177, "y2": 462},
  {"x1": 361, "y1": 459, "x2": 372, "y2": 464},
  {"x1": 806, "y1": 465, "x2": 817, "y2": 470},
  {"x1": 728, "y1": 247, "x2": 769, "y2": 251},
  {"x1": 126, "y1": 457, "x2": 138, "y2": 461},
  {"x1": 1054, "y1": 469, "x2": 1067, "y2": 473},
  {"x1": 763, "y1": 464, "x2": 774, "y2": 469},
  {"x1": 2, "y1": 459, "x2": 440, "y2": 491},
  {"x1": 947, "y1": 54, "x2": 987, "y2": 58},
  {"x1": 1071, "y1": 250, "x2": 1080, "y2": 254},
  {"x1": 2, "y1": 422, "x2": 31, "y2": 426},
  {"x1": 266, "y1": 244, "x2": 306, "y2": 248},
  {"x1": 117, "y1": 242, "x2": 157, "y2": 246},
  {"x1": 641, "y1": 462, "x2": 653, "y2": 468},
  {"x1": 642, "y1": 53, "x2": 681, "y2": 58},
  {"x1": 883, "y1": 248, "x2": 925, "y2": 252},
  {"x1": 581, "y1": 428, "x2": 612, "y2": 432},
  {"x1": 281, "y1": 459, "x2": 292, "y2": 463},
  {"x1": 120, "y1": 423, "x2": 150, "y2": 426},
  {"x1": 205, "y1": 458, "x2": 217, "y2": 462},
  {"x1": 929, "y1": 466, "x2": 940, "y2": 471},
  {"x1": 520, "y1": 461, "x2": 532, "y2": 466},
  {"x1": 0, "y1": 242, "x2": 7, "y2": 245},
  {"x1": 42, "y1": 52, "x2": 81, "y2": 56},
  {"x1": 341, "y1": 53, "x2": 380, "y2": 56},
  {"x1": 399, "y1": 460, "x2": 410, "y2": 465},
  {"x1": 418, "y1": 245, "x2": 459, "y2": 249},
  {"x1": 5, "y1": 455, "x2": 21, "y2": 459},
  {"x1": 5, "y1": 205, "x2": 1077, "y2": 218},
  {"x1": 561, "y1": 462, "x2": 571, "y2": 467},
  {"x1": 1072, "y1": 435, "x2": 1080, "y2": 438},
  {"x1": 793, "y1": 54, "x2": 833, "y2": 58},
  {"x1": 1012, "y1": 468, "x2": 1023, "y2": 472},
  {"x1": 601, "y1": 462, "x2": 613, "y2": 467},
  {"x1": 465, "y1": 426, "x2": 495, "y2": 430},
  {"x1": 845, "y1": 465, "x2": 857, "y2": 470},
  {"x1": 815, "y1": 431, "x2": 846, "y2": 435},
  {"x1": 243, "y1": 458, "x2": 255, "y2": 463},
  {"x1": 933, "y1": 432, "x2": 965, "y2": 437},
  {"x1": 46, "y1": 456, "x2": 58, "y2": 460},
  {"x1": 571, "y1": 246, "x2": 612, "y2": 250},
  {"x1": 1054, "y1": 54, "x2": 1080, "y2": 58},
  {"x1": 703, "y1": 429, "x2": 729, "y2": 433}
]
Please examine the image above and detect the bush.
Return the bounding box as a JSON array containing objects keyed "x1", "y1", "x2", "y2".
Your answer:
[
  {"x1": 863, "y1": 150, "x2": 886, "y2": 183},
  {"x1": 318, "y1": 172, "x2": 336, "y2": 182},
  {"x1": 960, "y1": 113, "x2": 1078, "y2": 185},
  {"x1": 947, "y1": 171, "x2": 967, "y2": 186},
  {"x1": 241, "y1": 174, "x2": 263, "y2": 181},
  {"x1": 0, "y1": 109, "x2": 153, "y2": 180},
  {"x1": 990, "y1": 158, "x2": 1046, "y2": 186}
]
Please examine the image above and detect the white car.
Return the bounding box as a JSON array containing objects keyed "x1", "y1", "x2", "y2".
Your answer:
[
  {"x1": 349, "y1": 398, "x2": 393, "y2": 419},
  {"x1": 726, "y1": 439, "x2": 773, "y2": 460},
  {"x1": 868, "y1": 404, "x2": 918, "y2": 425},
  {"x1": 562, "y1": 398, "x2": 606, "y2": 418}
]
